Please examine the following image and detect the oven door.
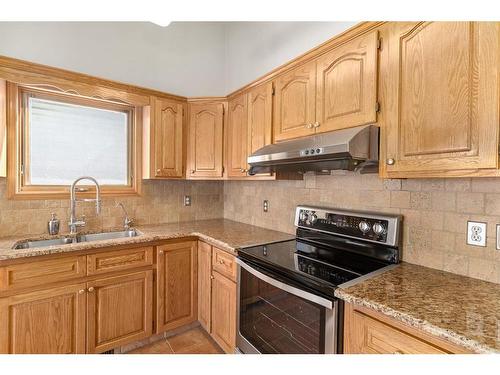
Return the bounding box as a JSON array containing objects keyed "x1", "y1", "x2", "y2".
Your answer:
[{"x1": 236, "y1": 258, "x2": 337, "y2": 354}]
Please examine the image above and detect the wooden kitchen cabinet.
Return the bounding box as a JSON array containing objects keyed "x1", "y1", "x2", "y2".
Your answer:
[
  {"x1": 344, "y1": 303, "x2": 471, "y2": 354},
  {"x1": 187, "y1": 101, "x2": 225, "y2": 178},
  {"x1": 381, "y1": 22, "x2": 500, "y2": 177},
  {"x1": 86, "y1": 270, "x2": 153, "y2": 353},
  {"x1": 0, "y1": 282, "x2": 86, "y2": 354},
  {"x1": 211, "y1": 270, "x2": 237, "y2": 354},
  {"x1": 156, "y1": 241, "x2": 197, "y2": 333},
  {"x1": 143, "y1": 96, "x2": 185, "y2": 179},
  {"x1": 274, "y1": 61, "x2": 317, "y2": 142},
  {"x1": 227, "y1": 93, "x2": 249, "y2": 177},
  {"x1": 247, "y1": 82, "x2": 273, "y2": 156},
  {"x1": 197, "y1": 241, "x2": 212, "y2": 332},
  {"x1": 315, "y1": 30, "x2": 378, "y2": 133}
]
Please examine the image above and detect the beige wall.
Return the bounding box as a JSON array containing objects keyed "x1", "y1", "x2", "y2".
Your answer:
[
  {"x1": 224, "y1": 173, "x2": 500, "y2": 284},
  {"x1": 0, "y1": 178, "x2": 223, "y2": 237}
]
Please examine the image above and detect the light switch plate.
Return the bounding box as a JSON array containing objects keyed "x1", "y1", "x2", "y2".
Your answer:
[
  {"x1": 467, "y1": 221, "x2": 487, "y2": 247},
  {"x1": 496, "y1": 224, "x2": 500, "y2": 250}
]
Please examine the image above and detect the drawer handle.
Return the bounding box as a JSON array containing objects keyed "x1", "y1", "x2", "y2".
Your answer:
[
  {"x1": 78, "y1": 289, "x2": 85, "y2": 295},
  {"x1": 393, "y1": 350, "x2": 404, "y2": 354},
  {"x1": 313, "y1": 121, "x2": 320, "y2": 128},
  {"x1": 219, "y1": 259, "x2": 225, "y2": 265},
  {"x1": 88, "y1": 287, "x2": 95, "y2": 292}
]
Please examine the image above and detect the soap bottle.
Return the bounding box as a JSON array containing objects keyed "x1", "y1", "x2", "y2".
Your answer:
[{"x1": 48, "y1": 213, "x2": 60, "y2": 235}]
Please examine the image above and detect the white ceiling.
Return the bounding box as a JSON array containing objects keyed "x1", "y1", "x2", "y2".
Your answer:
[{"x1": 0, "y1": 22, "x2": 356, "y2": 97}]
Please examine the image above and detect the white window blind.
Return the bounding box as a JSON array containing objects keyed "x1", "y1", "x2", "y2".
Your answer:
[{"x1": 26, "y1": 96, "x2": 130, "y2": 186}]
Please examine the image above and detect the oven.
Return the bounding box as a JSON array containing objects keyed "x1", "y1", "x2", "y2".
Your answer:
[{"x1": 236, "y1": 258, "x2": 340, "y2": 354}]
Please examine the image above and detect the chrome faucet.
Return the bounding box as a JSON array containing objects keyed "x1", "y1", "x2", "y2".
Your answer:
[
  {"x1": 69, "y1": 176, "x2": 101, "y2": 234},
  {"x1": 116, "y1": 202, "x2": 134, "y2": 230}
]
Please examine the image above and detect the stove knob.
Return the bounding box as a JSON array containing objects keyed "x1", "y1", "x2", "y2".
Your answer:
[
  {"x1": 358, "y1": 221, "x2": 371, "y2": 234},
  {"x1": 299, "y1": 210, "x2": 309, "y2": 223},
  {"x1": 309, "y1": 213, "x2": 318, "y2": 225},
  {"x1": 372, "y1": 223, "x2": 386, "y2": 235}
]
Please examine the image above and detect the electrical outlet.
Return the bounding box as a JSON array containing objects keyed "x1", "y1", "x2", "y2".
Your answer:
[
  {"x1": 184, "y1": 195, "x2": 191, "y2": 206},
  {"x1": 263, "y1": 200, "x2": 269, "y2": 213},
  {"x1": 496, "y1": 224, "x2": 500, "y2": 250},
  {"x1": 467, "y1": 221, "x2": 487, "y2": 247}
]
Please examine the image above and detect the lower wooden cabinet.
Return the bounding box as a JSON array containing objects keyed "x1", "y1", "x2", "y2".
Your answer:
[
  {"x1": 87, "y1": 271, "x2": 153, "y2": 354},
  {"x1": 0, "y1": 282, "x2": 86, "y2": 354},
  {"x1": 156, "y1": 241, "x2": 198, "y2": 333},
  {"x1": 197, "y1": 241, "x2": 212, "y2": 332},
  {"x1": 343, "y1": 303, "x2": 471, "y2": 354},
  {"x1": 211, "y1": 271, "x2": 237, "y2": 353}
]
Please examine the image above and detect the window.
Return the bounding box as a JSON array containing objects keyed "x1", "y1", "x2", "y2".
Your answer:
[{"x1": 8, "y1": 84, "x2": 141, "y2": 198}]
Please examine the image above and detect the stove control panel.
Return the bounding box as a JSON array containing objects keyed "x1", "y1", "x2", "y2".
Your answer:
[
  {"x1": 295, "y1": 254, "x2": 356, "y2": 285},
  {"x1": 294, "y1": 206, "x2": 401, "y2": 247}
]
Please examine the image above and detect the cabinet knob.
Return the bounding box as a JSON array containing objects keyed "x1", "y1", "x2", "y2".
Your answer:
[
  {"x1": 386, "y1": 158, "x2": 395, "y2": 166},
  {"x1": 190, "y1": 170, "x2": 196, "y2": 174},
  {"x1": 210, "y1": 275, "x2": 214, "y2": 280},
  {"x1": 88, "y1": 287, "x2": 95, "y2": 292},
  {"x1": 78, "y1": 289, "x2": 85, "y2": 294},
  {"x1": 313, "y1": 121, "x2": 320, "y2": 128},
  {"x1": 305, "y1": 123, "x2": 313, "y2": 129},
  {"x1": 219, "y1": 259, "x2": 225, "y2": 264},
  {"x1": 159, "y1": 250, "x2": 164, "y2": 255},
  {"x1": 156, "y1": 169, "x2": 161, "y2": 173},
  {"x1": 393, "y1": 350, "x2": 404, "y2": 354},
  {"x1": 239, "y1": 168, "x2": 245, "y2": 173}
]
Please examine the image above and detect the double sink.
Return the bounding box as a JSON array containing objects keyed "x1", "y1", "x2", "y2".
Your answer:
[{"x1": 13, "y1": 229, "x2": 140, "y2": 250}]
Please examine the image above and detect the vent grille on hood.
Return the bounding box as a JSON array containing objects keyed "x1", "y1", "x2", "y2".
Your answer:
[{"x1": 247, "y1": 125, "x2": 379, "y2": 175}]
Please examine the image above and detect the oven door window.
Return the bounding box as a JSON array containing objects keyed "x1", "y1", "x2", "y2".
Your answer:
[{"x1": 239, "y1": 266, "x2": 326, "y2": 354}]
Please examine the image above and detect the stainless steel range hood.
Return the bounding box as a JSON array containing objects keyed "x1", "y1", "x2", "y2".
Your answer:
[{"x1": 247, "y1": 125, "x2": 379, "y2": 175}]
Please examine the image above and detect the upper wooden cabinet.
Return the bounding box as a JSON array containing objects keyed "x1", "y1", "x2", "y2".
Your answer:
[
  {"x1": 143, "y1": 97, "x2": 185, "y2": 179},
  {"x1": 187, "y1": 101, "x2": 225, "y2": 178},
  {"x1": 227, "y1": 93, "x2": 249, "y2": 177},
  {"x1": 274, "y1": 61, "x2": 317, "y2": 141},
  {"x1": 315, "y1": 31, "x2": 378, "y2": 133},
  {"x1": 247, "y1": 82, "x2": 273, "y2": 155},
  {"x1": 381, "y1": 22, "x2": 500, "y2": 176}
]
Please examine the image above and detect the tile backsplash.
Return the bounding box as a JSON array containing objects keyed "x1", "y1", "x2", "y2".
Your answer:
[
  {"x1": 224, "y1": 172, "x2": 500, "y2": 284},
  {"x1": 0, "y1": 178, "x2": 223, "y2": 237}
]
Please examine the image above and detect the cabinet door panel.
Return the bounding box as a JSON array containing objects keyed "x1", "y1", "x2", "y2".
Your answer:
[
  {"x1": 316, "y1": 31, "x2": 378, "y2": 132},
  {"x1": 247, "y1": 82, "x2": 273, "y2": 155},
  {"x1": 211, "y1": 271, "x2": 236, "y2": 353},
  {"x1": 157, "y1": 241, "x2": 197, "y2": 333},
  {"x1": 384, "y1": 22, "x2": 499, "y2": 174},
  {"x1": 87, "y1": 271, "x2": 152, "y2": 353},
  {"x1": 274, "y1": 61, "x2": 317, "y2": 141},
  {"x1": 153, "y1": 98, "x2": 184, "y2": 178},
  {"x1": 197, "y1": 241, "x2": 212, "y2": 332},
  {"x1": 188, "y1": 103, "x2": 224, "y2": 178},
  {"x1": 0, "y1": 283, "x2": 86, "y2": 354},
  {"x1": 227, "y1": 94, "x2": 248, "y2": 177}
]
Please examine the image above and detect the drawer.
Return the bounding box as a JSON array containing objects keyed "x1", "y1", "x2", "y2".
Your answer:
[
  {"x1": 350, "y1": 308, "x2": 448, "y2": 354},
  {"x1": 0, "y1": 255, "x2": 86, "y2": 292},
  {"x1": 87, "y1": 247, "x2": 153, "y2": 275},
  {"x1": 212, "y1": 247, "x2": 236, "y2": 282}
]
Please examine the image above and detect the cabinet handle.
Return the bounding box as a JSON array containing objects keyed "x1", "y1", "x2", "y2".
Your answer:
[
  {"x1": 210, "y1": 275, "x2": 214, "y2": 280},
  {"x1": 219, "y1": 259, "x2": 225, "y2": 264},
  {"x1": 78, "y1": 289, "x2": 85, "y2": 294},
  {"x1": 88, "y1": 287, "x2": 95, "y2": 292},
  {"x1": 313, "y1": 121, "x2": 320, "y2": 128},
  {"x1": 191, "y1": 170, "x2": 196, "y2": 174},
  {"x1": 239, "y1": 168, "x2": 245, "y2": 173},
  {"x1": 393, "y1": 350, "x2": 404, "y2": 354},
  {"x1": 386, "y1": 158, "x2": 395, "y2": 166},
  {"x1": 305, "y1": 123, "x2": 313, "y2": 129},
  {"x1": 156, "y1": 169, "x2": 161, "y2": 174},
  {"x1": 159, "y1": 250, "x2": 164, "y2": 255}
]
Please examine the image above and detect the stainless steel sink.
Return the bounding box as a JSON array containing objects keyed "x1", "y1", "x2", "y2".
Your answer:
[{"x1": 13, "y1": 229, "x2": 140, "y2": 249}]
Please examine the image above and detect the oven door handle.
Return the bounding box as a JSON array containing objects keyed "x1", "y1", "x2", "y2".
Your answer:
[{"x1": 236, "y1": 258, "x2": 333, "y2": 309}]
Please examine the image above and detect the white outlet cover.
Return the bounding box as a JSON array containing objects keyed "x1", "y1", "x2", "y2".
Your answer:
[{"x1": 467, "y1": 221, "x2": 487, "y2": 247}]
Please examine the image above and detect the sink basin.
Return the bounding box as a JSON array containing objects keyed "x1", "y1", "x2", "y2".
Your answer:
[{"x1": 13, "y1": 229, "x2": 140, "y2": 249}]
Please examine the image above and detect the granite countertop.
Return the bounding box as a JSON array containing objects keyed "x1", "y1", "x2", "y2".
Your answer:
[
  {"x1": 335, "y1": 262, "x2": 500, "y2": 354},
  {"x1": 0, "y1": 219, "x2": 294, "y2": 261}
]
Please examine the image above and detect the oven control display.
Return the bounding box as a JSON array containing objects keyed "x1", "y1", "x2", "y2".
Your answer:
[{"x1": 297, "y1": 209, "x2": 389, "y2": 243}]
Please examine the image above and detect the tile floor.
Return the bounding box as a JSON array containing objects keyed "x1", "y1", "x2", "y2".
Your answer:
[{"x1": 128, "y1": 327, "x2": 224, "y2": 354}]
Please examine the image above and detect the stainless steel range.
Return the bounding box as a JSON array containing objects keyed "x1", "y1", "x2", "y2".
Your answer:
[{"x1": 236, "y1": 205, "x2": 402, "y2": 354}]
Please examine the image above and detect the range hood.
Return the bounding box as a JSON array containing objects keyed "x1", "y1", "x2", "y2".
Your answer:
[{"x1": 247, "y1": 125, "x2": 379, "y2": 175}]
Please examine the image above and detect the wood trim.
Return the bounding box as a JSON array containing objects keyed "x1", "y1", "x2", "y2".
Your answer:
[
  {"x1": 227, "y1": 22, "x2": 385, "y2": 99},
  {"x1": 0, "y1": 54, "x2": 185, "y2": 103},
  {"x1": 86, "y1": 246, "x2": 153, "y2": 276},
  {"x1": 6, "y1": 82, "x2": 143, "y2": 199}
]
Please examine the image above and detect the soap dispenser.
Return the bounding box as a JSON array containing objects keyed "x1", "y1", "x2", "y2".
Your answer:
[{"x1": 48, "y1": 213, "x2": 60, "y2": 235}]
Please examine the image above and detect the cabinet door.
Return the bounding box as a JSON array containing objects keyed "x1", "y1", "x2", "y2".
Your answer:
[
  {"x1": 316, "y1": 31, "x2": 378, "y2": 133},
  {"x1": 247, "y1": 82, "x2": 273, "y2": 155},
  {"x1": 383, "y1": 22, "x2": 499, "y2": 175},
  {"x1": 0, "y1": 283, "x2": 86, "y2": 354},
  {"x1": 197, "y1": 241, "x2": 212, "y2": 332},
  {"x1": 152, "y1": 98, "x2": 184, "y2": 178},
  {"x1": 87, "y1": 271, "x2": 153, "y2": 353},
  {"x1": 227, "y1": 94, "x2": 249, "y2": 177},
  {"x1": 157, "y1": 241, "x2": 197, "y2": 333},
  {"x1": 188, "y1": 102, "x2": 224, "y2": 178},
  {"x1": 274, "y1": 61, "x2": 317, "y2": 141},
  {"x1": 211, "y1": 271, "x2": 236, "y2": 354}
]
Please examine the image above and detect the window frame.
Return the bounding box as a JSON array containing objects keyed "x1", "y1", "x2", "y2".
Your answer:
[{"x1": 7, "y1": 83, "x2": 142, "y2": 199}]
